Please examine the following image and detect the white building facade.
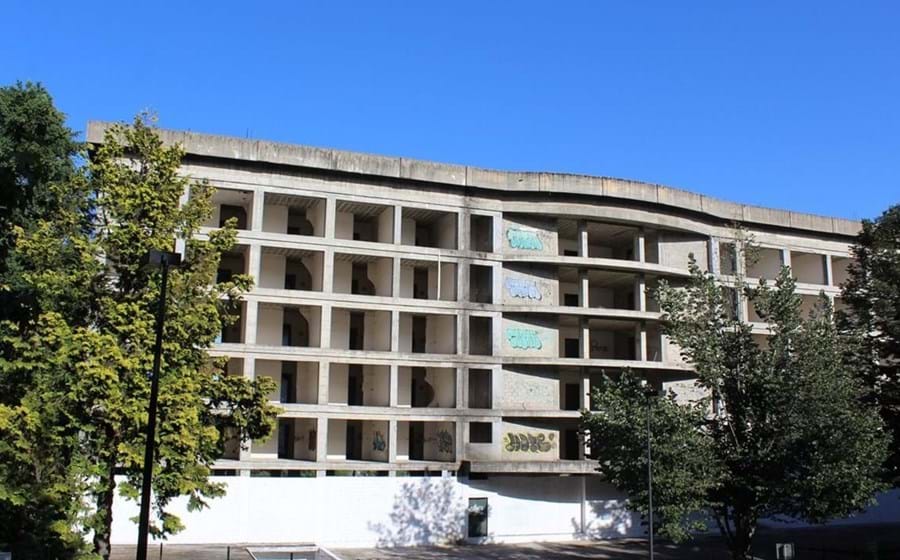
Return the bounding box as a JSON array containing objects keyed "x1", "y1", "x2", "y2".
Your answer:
[{"x1": 87, "y1": 122, "x2": 866, "y2": 547}]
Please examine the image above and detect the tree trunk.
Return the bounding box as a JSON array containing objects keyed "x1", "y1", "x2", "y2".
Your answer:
[
  {"x1": 92, "y1": 458, "x2": 118, "y2": 560},
  {"x1": 727, "y1": 518, "x2": 756, "y2": 560}
]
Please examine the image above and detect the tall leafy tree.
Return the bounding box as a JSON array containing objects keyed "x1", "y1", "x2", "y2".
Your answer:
[
  {"x1": 839, "y1": 204, "x2": 900, "y2": 484},
  {"x1": 0, "y1": 81, "x2": 86, "y2": 558},
  {"x1": 0, "y1": 116, "x2": 278, "y2": 559},
  {"x1": 582, "y1": 256, "x2": 888, "y2": 560}
]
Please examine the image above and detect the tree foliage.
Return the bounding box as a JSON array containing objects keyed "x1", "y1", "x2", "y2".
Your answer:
[
  {"x1": 839, "y1": 204, "x2": 900, "y2": 485},
  {"x1": 0, "y1": 115, "x2": 278, "y2": 559},
  {"x1": 582, "y1": 251, "x2": 888, "y2": 560}
]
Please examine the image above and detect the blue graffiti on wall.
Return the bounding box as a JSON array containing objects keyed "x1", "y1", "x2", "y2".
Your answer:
[
  {"x1": 506, "y1": 228, "x2": 544, "y2": 251},
  {"x1": 372, "y1": 431, "x2": 386, "y2": 452},
  {"x1": 505, "y1": 277, "x2": 543, "y2": 300},
  {"x1": 506, "y1": 328, "x2": 543, "y2": 350}
]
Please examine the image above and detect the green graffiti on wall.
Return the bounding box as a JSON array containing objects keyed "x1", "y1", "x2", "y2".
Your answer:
[
  {"x1": 504, "y1": 432, "x2": 556, "y2": 453},
  {"x1": 506, "y1": 228, "x2": 544, "y2": 250},
  {"x1": 506, "y1": 327, "x2": 543, "y2": 349}
]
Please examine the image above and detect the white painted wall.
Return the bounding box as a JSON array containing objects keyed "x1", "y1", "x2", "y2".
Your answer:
[
  {"x1": 259, "y1": 253, "x2": 286, "y2": 289},
  {"x1": 372, "y1": 258, "x2": 393, "y2": 296},
  {"x1": 330, "y1": 309, "x2": 350, "y2": 350},
  {"x1": 659, "y1": 232, "x2": 708, "y2": 270},
  {"x1": 362, "y1": 365, "x2": 390, "y2": 406},
  {"x1": 748, "y1": 247, "x2": 783, "y2": 280},
  {"x1": 498, "y1": 368, "x2": 559, "y2": 411},
  {"x1": 792, "y1": 252, "x2": 827, "y2": 285},
  {"x1": 377, "y1": 207, "x2": 394, "y2": 243},
  {"x1": 256, "y1": 306, "x2": 284, "y2": 346},
  {"x1": 437, "y1": 212, "x2": 458, "y2": 249},
  {"x1": 262, "y1": 204, "x2": 289, "y2": 234},
  {"x1": 327, "y1": 419, "x2": 346, "y2": 460},
  {"x1": 333, "y1": 260, "x2": 352, "y2": 293},
  {"x1": 426, "y1": 315, "x2": 456, "y2": 354},
  {"x1": 335, "y1": 211, "x2": 354, "y2": 240},
  {"x1": 328, "y1": 363, "x2": 349, "y2": 405},
  {"x1": 308, "y1": 200, "x2": 326, "y2": 237}
]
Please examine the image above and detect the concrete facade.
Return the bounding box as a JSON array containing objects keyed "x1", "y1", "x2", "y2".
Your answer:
[{"x1": 86, "y1": 122, "x2": 862, "y2": 546}]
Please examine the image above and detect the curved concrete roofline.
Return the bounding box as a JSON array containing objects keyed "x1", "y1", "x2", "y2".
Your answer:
[{"x1": 86, "y1": 120, "x2": 860, "y2": 237}]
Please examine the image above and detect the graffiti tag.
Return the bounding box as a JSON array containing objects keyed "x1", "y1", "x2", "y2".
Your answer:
[
  {"x1": 504, "y1": 432, "x2": 556, "y2": 453},
  {"x1": 505, "y1": 277, "x2": 543, "y2": 300},
  {"x1": 506, "y1": 327, "x2": 543, "y2": 350},
  {"x1": 506, "y1": 228, "x2": 544, "y2": 251},
  {"x1": 372, "y1": 431, "x2": 386, "y2": 452}
]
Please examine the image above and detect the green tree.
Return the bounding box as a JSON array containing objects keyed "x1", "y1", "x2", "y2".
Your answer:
[
  {"x1": 839, "y1": 204, "x2": 900, "y2": 485},
  {"x1": 0, "y1": 116, "x2": 278, "y2": 559},
  {"x1": 582, "y1": 255, "x2": 888, "y2": 560},
  {"x1": 0, "y1": 81, "x2": 86, "y2": 558}
]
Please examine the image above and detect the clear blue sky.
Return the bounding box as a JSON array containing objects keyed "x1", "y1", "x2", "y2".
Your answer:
[{"x1": 2, "y1": 1, "x2": 897, "y2": 220}]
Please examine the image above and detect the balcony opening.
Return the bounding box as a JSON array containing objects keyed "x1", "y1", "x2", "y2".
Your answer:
[
  {"x1": 470, "y1": 214, "x2": 494, "y2": 253},
  {"x1": 349, "y1": 312, "x2": 365, "y2": 350},
  {"x1": 402, "y1": 313, "x2": 457, "y2": 354},
  {"x1": 346, "y1": 420, "x2": 363, "y2": 460},
  {"x1": 470, "y1": 422, "x2": 492, "y2": 443},
  {"x1": 259, "y1": 248, "x2": 323, "y2": 292},
  {"x1": 400, "y1": 258, "x2": 457, "y2": 301},
  {"x1": 276, "y1": 418, "x2": 317, "y2": 461},
  {"x1": 219, "y1": 204, "x2": 247, "y2": 229},
  {"x1": 397, "y1": 421, "x2": 455, "y2": 462},
  {"x1": 646, "y1": 324, "x2": 663, "y2": 362},
  {"x1": 401, "y1": 208, "x2": 458, "y2": 250},
  {"x1": 398, "y1": 367, "x2": 456, "y2": 408},
  {"x1": 587, "y1": 270, "x2": 637, "y2": 310},
  {"x1": 563, "y1": 382, "x2": 581, "y2": 411},
  {"x1": 217, "y1": 247, "x2": 247, "y2": 283},
  {"x1": 282, "y1": 308, "x2": 311, "y2": 347},
  {"x1": 468, "y1": 369, "x2": 492, "y2": 409},
  {"x1": 335, "y1": 200, "x2": 394, "y2": 244},
  {"x1": 469, "y1": 265, "x2": 493, "y2": 304},
  {"x1": 331, "y1": 309, "x2": 391, "y2": 351},
  {"x1": 256, "y1": 304, "x2": 321, "y2": 348},
  {"x1": 348, "y1": 364, "x2": 364, "y2": 405},
  {"x1": 262, "y1": 193, "x2": 325, "y2": 237},
  {"x1": 831, "y1": 256, "x2": 852, "y2": 287},
  {"x1": 719, "y1": 241, "x2": 738, "y2": 275},
  {"x1": 586, "y1": 221, "x2": 638, "y2": 260},
  {"x1": 564, "y1": 338, "x2": 580, "y2": 358},
  {"x1": 281, "y1": 362, "x2": 297, "y2": 404},
  {"x1": 219, "y1": 425, "x2": 241, "y2": 460},
  {"x1": 219, "y1": 302, "x2": 245, "y2": 344},
  {"x1": 561, "y1": 428, "x2": 581, "y2": 460},
  {"x1": 329, "y1": 364, "x2": 389, "y2": 406},
  {"x1": 748, "y1": 247, "x2": 783, "y2": 280},
  {"x1": 588, "y1": 319, "x2": 637, "y2": 360},
  {"x1": 557, "y1": 219, "x2": 580, "y2": 256},
  {"x1": 791, "y1": 251, "x2": 827, "y2": 285},
  {"x1": 334, "y1": 254, "x2": 392, "y2": 297},
  {"x1": 469, "y1": 316, "x2": 493, "y2": 356}
]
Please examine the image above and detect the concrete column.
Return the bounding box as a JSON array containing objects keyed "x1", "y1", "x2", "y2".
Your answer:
[
  {"x1": 393, "y1": 205, "x2": 403, "y2": 245},
  {"x1": 577, "y1": 220, "x2": 589, "y2": 257},
  {"x1": 247, "y1": 243, "x2": 262, "y2": 281},
  {"x1": 458, "y1": 211, "x2": 469, "y2": 252},
  {"x1": 243, "y1": 301, "x2": 258, "y2": 345},
  {"x1": 493, "y1": 214, "x2": 504, "y2": 255},
  {"x1": 634, "y1": 274, "x2": 647, "y2": 312},
  {"x1": 457, "y1": 262, "x2": 470, "y2": 304},
  {"x1": 457, "y1": 313, "x2": 468, "y2": 356},
  {"x1": 825, "y1": 254, "x2": 834, "y2": 287},
  {"x1": 634, "y1": 323, "x2": 647, "y2": 361},
  {"x1": 392, "y1": 257, "x2": 401, "y2": 300},
  {"x1": 322, "y1": 249, "x2": 335, "y2": 294},
  {"x1": 492, "y1": 262, "x2": 503, "y2": 305},
  {"x1": 175, "y1": 185, "x2": 190, "y2": 256},
  {"x1": 708, "y1": 237, "x2": 720, "y2": 275},
  {"x1": 580, "y1": 318, "x2": 590, "y2": 359},
  {"x1": 388, "y1": 419, "x2": 398, "y2": 463},
  {"x1": 240, "y1": 356, "x2": 258, "y2": 468},
  {"x1": 324, "y1": 195, "x2": 337, "y2": 239},
  {"x1": 579, "y1": 270, "x2": 590, "y2": 308},
  {"x1": 389, "y1": 364, "x2": 399, "y2": 407},
  {"x1": 319, "y1": 304, "x2": 332, "y2": 349},
  {"x1": 250, "y1": 189, "x2": 265, "y2": 232},
  {"x1": 390, "y1": 310, "x2": 400, "y2": 352},
  {"x1": 456, "y1": 367, "x2": 465, "y2": 409},
  {"x1": 491, "y1": 312, "x2": 502, "y2": 357},
  {"x1": 634, "y1": 228, "x2": 646, "y2": 263},
  {"x1": 318, "y1": 361, "x2": 330, "y2": 405},
  {"x1": 581, "y1": 370, "x2": 591, "y2": 411},
  {"x1": 491, "y1": 365, "x2": 501, "y2": 410},
  {"x1": 782, "y1": 248, "x2": 792, "y2": 270},
  {"x1": 316, "y1": 416, "x2": 328, "y2": 462}
]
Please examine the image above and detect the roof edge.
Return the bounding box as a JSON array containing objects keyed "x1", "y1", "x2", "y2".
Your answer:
[{"x1": 86, "y1": 120, "x2": 861, "y2": 237}]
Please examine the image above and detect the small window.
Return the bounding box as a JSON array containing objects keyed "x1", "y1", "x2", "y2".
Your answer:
[
  {"x1": 468, "y1": 498, "x2": 489, "y2": 538},
  {"x1": 469, "y1": 422, "x2": 492, "y2": 443}
]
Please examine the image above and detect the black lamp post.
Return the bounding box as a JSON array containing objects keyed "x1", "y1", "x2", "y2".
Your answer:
[
  {"x1": 645, "y1": 385, "x2": 660, "y2": 560},
  {"x1": 136, "y1": 250, "x2": 181, "y2": 560}
]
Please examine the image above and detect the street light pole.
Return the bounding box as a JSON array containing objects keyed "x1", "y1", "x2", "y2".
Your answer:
[
  {"x1": 136, "y1": 250, "x2": 181, "y2": 560},
  {"x1": 645, "y1": 385, "x2": 659, "y2": 560}
]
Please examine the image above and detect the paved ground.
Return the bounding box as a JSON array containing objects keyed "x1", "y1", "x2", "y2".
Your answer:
[{"x1": 110, "y1": 523, "x2": 900, "y2": 560}]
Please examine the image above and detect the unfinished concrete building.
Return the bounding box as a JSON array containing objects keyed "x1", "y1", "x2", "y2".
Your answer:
[{"x1": 90, "y1": 122, "x2": 861, "y2": 547}]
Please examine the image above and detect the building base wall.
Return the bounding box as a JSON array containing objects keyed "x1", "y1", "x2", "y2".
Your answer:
[{"x1": 110, "y1": 474, "x2": 642, "y2": 547}]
